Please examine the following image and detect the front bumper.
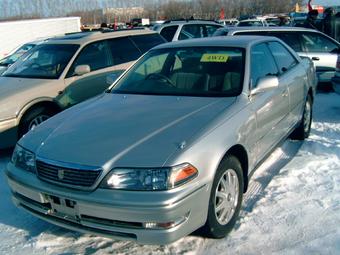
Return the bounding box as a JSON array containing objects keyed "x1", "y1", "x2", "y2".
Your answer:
[
  {"x1": 5, "y1": 163, "x2": 209, "y2": 245},
  {"x1": 0, "y1": 117, "x2": 18, "y2": 149}
]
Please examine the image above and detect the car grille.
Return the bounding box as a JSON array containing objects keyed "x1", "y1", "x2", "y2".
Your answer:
[{"x1": 36, "y1": 159, "x2": 102, "y2": 188}]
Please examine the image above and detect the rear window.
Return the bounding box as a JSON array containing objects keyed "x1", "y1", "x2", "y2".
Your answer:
[{"x1": 130, "y1": 34, "x2": 166, "y2": 53}]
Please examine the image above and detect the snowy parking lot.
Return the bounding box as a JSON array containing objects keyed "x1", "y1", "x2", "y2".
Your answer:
[{"x1": 0, "y1": 92, "x2": 339, "y2": 255}]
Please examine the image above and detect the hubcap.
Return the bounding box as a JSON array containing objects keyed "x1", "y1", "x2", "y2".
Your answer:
[
  {"x1": 303, "y1": 100, "x2": 311, "y2": 133},
  {"x1": 214, "y1": 169, "x2": 239, "y2": 225},
  {"x1": 28, "y1": 115, "x2": 50, "y2": 130}
]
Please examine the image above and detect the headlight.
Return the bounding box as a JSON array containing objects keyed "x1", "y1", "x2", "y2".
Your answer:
[
  {"x1": 100, "y1": 163, "x2": 198, "y2": 191},
  {"x1": 11, "y1": 144, "x2": 36, "y2": 173}
]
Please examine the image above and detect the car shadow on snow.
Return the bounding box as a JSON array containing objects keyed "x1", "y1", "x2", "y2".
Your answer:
[{"x1": 233, "y1": 139, "x2": 303, "y2": 230}]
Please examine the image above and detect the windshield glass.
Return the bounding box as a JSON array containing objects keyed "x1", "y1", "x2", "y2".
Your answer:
[
  {"x1": 3, "y1": 44, "x2": 79, "y2": 79},
  {"x1": 112, "y1": 47, "x2": 244, "y2": 97},
  {"x1": 0, "y1": 43, "x2": 36, "y2": 67}
]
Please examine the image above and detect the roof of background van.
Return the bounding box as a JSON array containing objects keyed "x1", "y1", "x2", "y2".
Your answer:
[{"x1": 46, "y1": 28, "x2": 157, "y2": 45}]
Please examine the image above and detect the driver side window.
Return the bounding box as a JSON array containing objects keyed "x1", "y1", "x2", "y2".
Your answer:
[
  {"x1": 250, "y1": 43, "x2": 279, "y2": 88},
  {"x1": 67, "y1": 40, "x2": 111, "y2": 77}
]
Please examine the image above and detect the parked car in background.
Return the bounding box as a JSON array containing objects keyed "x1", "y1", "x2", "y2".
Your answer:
[
  {"x1": 0, "y1": 29, "x2": 166, "y2": 149},
  {"x1": 218, "y1": 19, "x2": 239, "y2": 26},
  {"x1": 237, "y1": 19, "x2": 269, "y2": 27},
  {"x1": 0, "y1": 39, "x2": 47, "y2": 75},
  {"x1": 213, "y1": 26, "x2": 340, "y2": 83},
  {"x1": 155, "y1": 19, "x2": 223, "y2": 42},
  {"x1": 331, "y1": 55, "x2": 340, "y2": 94},
  {"x1": 6, "y1": 36, "x2": 316, "y2": 245}
]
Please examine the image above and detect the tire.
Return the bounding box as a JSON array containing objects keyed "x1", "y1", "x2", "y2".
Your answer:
[
  {"x1": 290, "y1": 94, "x2": 312, "y2": 140},
  {"x1": 18, "y1": 106, "x2": 56, "y2": 138},
  {"x1": 203, "y1": 155, "x2": 244, "y2": 238}
]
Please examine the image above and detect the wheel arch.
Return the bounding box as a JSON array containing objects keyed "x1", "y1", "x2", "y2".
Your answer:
[
  {"x1": 307, "y1": 87, "x2": 314, "y2": 104},
  {"x1": 18, "y1": 98, "x2": 62, "y2": 125},
  {"x1": 220, "y1": 144, "x2": 249, "y2": 193}
]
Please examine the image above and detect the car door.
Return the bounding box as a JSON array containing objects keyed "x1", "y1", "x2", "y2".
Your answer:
[
  {"x1": 300, "y1": 31, "x2": 339, "y2": 81},
  {"x1": 267, "y1": 41, "x2": 305, "y2": 131},
  {"x1": 249, "y1": 43, "x2": 288, "y2": 160},
  {"x1": 59, "y1": 37, "x2": 141, "y2": 108}
]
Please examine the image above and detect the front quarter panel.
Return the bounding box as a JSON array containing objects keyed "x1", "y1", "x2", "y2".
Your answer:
[{"x1": 165, "y1": 94, "x2": 256, "y2": 195}]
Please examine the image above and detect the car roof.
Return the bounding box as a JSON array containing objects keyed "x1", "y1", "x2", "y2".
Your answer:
[
  {"x1": 222, "y1": 26, "x2": 318, "y2": 33},
  {"x1": 239, "y1": 19, "x2": 264, "y2": 22},
  {"x1": 44, "y1": 29, "x2": 157, "y2": 45},
  {"x1": 160, "y1": 19, "x2": 222, "y2": 26},
  {"x1": 152, "y1": 35, "x2": 278, "y2": 50}
]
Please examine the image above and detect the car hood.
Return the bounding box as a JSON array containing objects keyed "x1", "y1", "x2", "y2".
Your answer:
[
  {"x1": 0, "y1": 76, "x2": 50, "y2": 99},
  {"x1": 21, "y1": 93, "x2": 236, "y2": 170}
]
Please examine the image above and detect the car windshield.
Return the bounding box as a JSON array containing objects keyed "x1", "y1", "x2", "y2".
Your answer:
[
  {"x1": 112, "y1": 47, "x2": 244, "y2": 97},
  {"x1": 3, "y1": 44, "x2": 79, "y2": 79},
  {"x1": 0, "y1": 43, "x2": 36, "y2": 67}
]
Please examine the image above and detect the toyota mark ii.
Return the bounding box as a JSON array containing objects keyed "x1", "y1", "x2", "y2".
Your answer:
[{"x1": 6, "y1": 36, "x2": 317, "y2": 244}]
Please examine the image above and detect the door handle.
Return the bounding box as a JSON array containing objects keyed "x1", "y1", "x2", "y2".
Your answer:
[{"x1": 312, "y1": 57, "x2": 320, "y2": 61}]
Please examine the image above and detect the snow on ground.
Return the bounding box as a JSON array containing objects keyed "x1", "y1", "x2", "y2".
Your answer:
[{"x1": 0, "y1": 92, "x2": 339, "y2": 255}]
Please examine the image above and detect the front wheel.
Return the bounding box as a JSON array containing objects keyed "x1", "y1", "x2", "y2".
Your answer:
[
  {"x1": 291, "y1": 94, "x2": 312, "y2": 140},
  {"x1": 18, "y1": 107, "x2": 56, "y2": 138},
  {"x1": 203, "y1": 155, "x2": 244, "y2": 238}
]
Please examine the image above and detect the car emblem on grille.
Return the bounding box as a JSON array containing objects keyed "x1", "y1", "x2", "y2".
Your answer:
[{"x1": 58, "y1": 169, "x2": 65, "y2": 180}]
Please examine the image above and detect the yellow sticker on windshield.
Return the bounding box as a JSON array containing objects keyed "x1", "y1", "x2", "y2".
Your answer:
[{"x1": 200, "y1": 54, "x2": 229, "y2": 63}]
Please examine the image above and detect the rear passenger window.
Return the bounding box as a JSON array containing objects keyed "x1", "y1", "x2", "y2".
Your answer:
[
  {"x1": 67, "y1": 40, "x2": 110, "y2": 77},
  {"x1": 205, "y1": 25, "x2": 222, "y2": 36},
  {"x1": 108, "y1": 37, "x2": 141, "y2": 65},
  {"x1": 179, "y1": 24, "x2": 204, "y2": 40},
  {"x1": 268, "y1": 42, "x2": 298, "y2": 73},
  {"x1": 160, "y1": 26, "x2": 178, "y2": 42},
  {"x1": 300, "y1": 32, "x2": 338, "y2": 53},
  {"x1": 251, "y1": 43, "x2": 279, "y2": 88},
  {"x1": 130, "y1": 34, "x2": 165, "y2": 53},
  {"x1": 268, "y1": 32, "x2": 302, "y2": 52}
]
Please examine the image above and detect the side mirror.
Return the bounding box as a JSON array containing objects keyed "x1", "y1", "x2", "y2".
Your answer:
[
  {"x1": 251, "y1": 76, "x2": 279, "y2": 95},
  {"x1": 74, "y1": 65, "x2": 90, "y2": 76}
]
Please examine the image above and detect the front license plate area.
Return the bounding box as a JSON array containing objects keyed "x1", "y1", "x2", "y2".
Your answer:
[{"x1": 46, "y1": 195, "x2": 79, "y2": 222}]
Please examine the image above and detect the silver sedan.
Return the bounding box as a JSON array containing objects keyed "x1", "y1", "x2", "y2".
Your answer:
[{"x1": 5, "y1": 36, "x2": 317, "y2": 245}]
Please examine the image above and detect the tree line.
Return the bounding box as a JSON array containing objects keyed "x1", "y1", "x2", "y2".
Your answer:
[{"x1": 0, "y1": 0, "x2": 305, "y2": 23}]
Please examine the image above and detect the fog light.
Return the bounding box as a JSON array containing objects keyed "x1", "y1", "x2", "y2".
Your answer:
[{"x1": 143, "y1": 213, "x2": 189, "y2": 230}]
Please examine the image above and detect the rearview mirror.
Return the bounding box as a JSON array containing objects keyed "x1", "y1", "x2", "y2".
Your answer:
[
  {"x1": 74, "y1": 65, "x2": 90, "y2": 76},
  {"x1": 251, "y1": 76, "x2": 279, "y2": 96}
]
